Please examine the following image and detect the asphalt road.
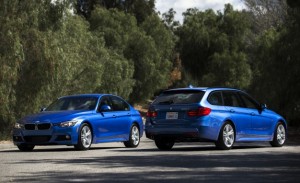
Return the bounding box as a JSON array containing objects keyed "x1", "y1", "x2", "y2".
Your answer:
[{"x1": 1, "y1": 136, "x2": 300, "y2": 183}]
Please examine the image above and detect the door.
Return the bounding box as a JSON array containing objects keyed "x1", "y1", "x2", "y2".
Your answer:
[
  {"x1": 238, "y1": 92, "x2": 273, "y2": 138},
  {"x1": 222, "y1": 91, "x2": 252, "y2": 140},
  {"x1": 110, "y1": 96, "x2": 132, "y2": 140},
  {"x1": 94, "y1": 96, "x2": 118, "y2": 142}
]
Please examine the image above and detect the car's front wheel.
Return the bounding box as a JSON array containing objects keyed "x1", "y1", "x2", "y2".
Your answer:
[
  {"x1": 17, "y1": 144, "x2": 35, "y2": 151},
  {"x1": 154, "y1": 137, "x2": 174, "y2": 150},
  {"x1": 124, "y1": 124, "x2": 140, "y2": 148},
  {"x1": 270, "y1": 122, "x2": 286, "y2": 147},
  {"x1": 74, "y1": 123, "x2": 92, "y2": 150},
  {"x1": 215, "y1": 122, "x2": 235, "y2": 150}
]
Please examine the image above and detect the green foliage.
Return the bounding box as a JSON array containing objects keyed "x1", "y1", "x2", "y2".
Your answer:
[
  {"x1": 0, "y1": 1, "x2": 176, "y2": 138},
  {"x1": 89, "y1": 7, "x2": 174, "y2": 102},
  {"x1": 249, "y1": 5, "x2": 300, "y2": 124},
  {"x1": 203, "y1": 51, "x2": 251, "y2": 88},
  {"x1": 178, "y1": 4, "x2": 252, "y2": 89},
  {"x1": 2, "y1": 0, "x2": 300, "y2": 139},
  {"x1": 77, "y1": 0, "x2": 155, "y2": 23},
  {"x1": 162, "y1": 8, "x2": 180, "y2": 31}
]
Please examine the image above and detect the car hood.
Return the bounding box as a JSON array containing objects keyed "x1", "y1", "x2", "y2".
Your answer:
[{"x1": 19, "y1": 110, "x2": 94, "y2": 124}]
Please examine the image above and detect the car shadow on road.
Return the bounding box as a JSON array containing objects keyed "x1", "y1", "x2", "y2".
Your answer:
[
  {"x1": 0, "y1": 146, "x2": 124, "y2": 153},
  {"x1": 8, "y1": 148, "x2": 300, "y2": 183},
  {"x1": 115, "y1": 142, "x2": 273, "y2": 152}
]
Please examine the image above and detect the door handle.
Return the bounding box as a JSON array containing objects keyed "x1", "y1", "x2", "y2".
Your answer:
[
  {"x1": 112, "y1": 115, "x2": 117, "y2": 118},
  {"x1": 230, "y1": 109, "x2": 235, "y2": 113},
  {"x1": 251, "y1": 112, "x2": 255, "y2": 116}
]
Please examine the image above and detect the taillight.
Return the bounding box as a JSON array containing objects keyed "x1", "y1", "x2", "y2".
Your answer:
[
  {"x1": 146, "y1": 111, "x2": 157, "y2": 117},
  {"x1": 187, "y1": 107, "x2": 211, "y2": 117}
]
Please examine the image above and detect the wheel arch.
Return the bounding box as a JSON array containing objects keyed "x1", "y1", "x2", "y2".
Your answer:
[
  {"x1": 218, "y1": 119, "x2": 236, "y2": 140},
  {"x1": 273, "y1": 119, "x2": 287, "y2": 139},
  {"x1": 131, "y1": 121, "x2": 141, "y2": 132},
  {"x1": 80, "y1": 120, "x2": 94, "y2": 142}
]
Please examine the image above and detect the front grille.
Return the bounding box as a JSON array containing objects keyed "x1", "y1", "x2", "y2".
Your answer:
[
  {"x1": 38, "y1": 123, "x2": 51, "y2": 130},
  {"x1": 24, "y1": 123, "x2": 51, "y2": 130},
  {"x1": 24, "y1": 135, "x2": 51, "y2": 143}
]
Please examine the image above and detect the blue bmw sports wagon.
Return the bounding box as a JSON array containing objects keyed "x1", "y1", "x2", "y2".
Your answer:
[
  {"x1": 13, "y1": 94, "x2": 143, "y2": 151},
  {"x1": 145, "y1": 87, "x2": 287, "y2": 150}
]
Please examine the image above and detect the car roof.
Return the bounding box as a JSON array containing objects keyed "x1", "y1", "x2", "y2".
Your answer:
[
  {"x1": 58, "y1": 94, "x2": 113, "y2": 99},
  {"x1": 165, "y1": 87, "x2": 242, "y2": 92},
  {"x1": 165, "y1": 87, "x2": 208, "y2": 92}
]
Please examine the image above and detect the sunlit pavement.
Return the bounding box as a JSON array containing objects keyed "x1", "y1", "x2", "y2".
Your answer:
[{"x1": 1, "y1": 136, "x2": 300, "y2": 183}]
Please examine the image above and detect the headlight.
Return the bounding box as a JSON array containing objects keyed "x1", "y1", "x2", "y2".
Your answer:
[
  {"x1": 59, "y1": 120, "x2": 78, "y2": 127},
  {"x1": 14, "y1": 123, "x2": 24, "y2": 129}
]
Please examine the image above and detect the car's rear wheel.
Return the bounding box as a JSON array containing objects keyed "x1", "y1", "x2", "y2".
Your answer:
[
  {"x1": 124, "y1": 124, "x2": 140, "y2": 148},
  {"x1": 154, "y1": 137, "x2": 174, "y2": 150},
  {"x1": 17, "y1": 144, "x2": 35, "y2": 151},
  {"x1": 74, "y1": 123, "x2": 92, "y2": 150},
  {"x1": 270, "y1": 122, "x2": 286, "y2": 147},
  {"x1": 215, "y1": 122, "x2": 235, "y2": 150}
]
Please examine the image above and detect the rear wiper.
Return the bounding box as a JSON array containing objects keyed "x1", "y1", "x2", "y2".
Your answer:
[{"x1": 158, "y1": 100, "x2": 174, "y2": 105}]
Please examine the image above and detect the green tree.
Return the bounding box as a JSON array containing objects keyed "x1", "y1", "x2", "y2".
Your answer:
[
  {"x1": 177, "y1": 4, "x2": 252, "y2": 88},
  {"x1": 244, "y1": 0, "x2": 288, "y2": 34},
  {"x1": 89, "y1": 7, "x2": 174, "y2": 102},
  {"x1": 77, "y1": 0, "x2": 155, "y2": 23},
  {"x1": 162, "y1": 8, "x2": 180, "y2": 31},
  {"x1": 0, "y1": 0, "x2": 25, "y2": 135}
]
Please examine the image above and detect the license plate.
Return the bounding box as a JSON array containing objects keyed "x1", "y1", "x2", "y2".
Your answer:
[{"x1": 166, "y1": 112, "x2": 178, "y2": 119}]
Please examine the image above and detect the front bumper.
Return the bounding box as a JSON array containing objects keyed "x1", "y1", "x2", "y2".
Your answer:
[{"x1": 13, "y1": 125, "x2": 79, "y2": 146}]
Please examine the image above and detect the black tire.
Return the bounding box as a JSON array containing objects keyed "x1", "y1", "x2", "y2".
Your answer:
[
  {"x1": 74, "y1": 123, "x2": 92, "y2": 151},
  {"x1": 270, "y1": 122, "x2": 286, "y2": 147},
  {"x1": 124, "y1": 124, "x2": 140, "y2": 148},
  {"x1": 17, "y1": 144, "x2": 35, "y2": 151},
  {"x1": 154, "y1": 137, "x2": 174, "y2": 150},
  {"x1": 215, "y1": 122, "x2": 235, "y2": 150}
]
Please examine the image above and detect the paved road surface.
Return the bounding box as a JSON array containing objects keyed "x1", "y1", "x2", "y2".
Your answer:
[{"x1": 1, "y1": 137, "x2": 300, "y2": 183}]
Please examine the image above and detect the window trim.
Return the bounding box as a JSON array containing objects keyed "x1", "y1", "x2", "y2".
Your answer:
[
  {"x1": 110, "y1": 96, "x2": 130, "y2": 111},
  {"x1": 207, "y1": 91, "x2": 224, "y2": 106},
  {"x1": 237, "y1": 92, "x2": 261, "y2": 110}
]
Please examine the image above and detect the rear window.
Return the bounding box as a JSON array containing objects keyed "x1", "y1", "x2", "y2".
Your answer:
[{"x1": 152, "y1": 90, "x2": 204, "y2": 105}]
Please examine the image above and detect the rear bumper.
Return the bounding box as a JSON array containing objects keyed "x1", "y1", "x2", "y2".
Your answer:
[{"x1": 145, "y1": 126, "x2": 218, "y2": 142}]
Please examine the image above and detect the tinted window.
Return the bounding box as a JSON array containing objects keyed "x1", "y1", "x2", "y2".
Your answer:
[
  {"x1": 46, "y1": 97, "x2": 98, "y2": 111},
  {"x1": 110, "y1": 96, "x2": 130, "y2": 111},
  {"x1": 239, "y1": 93, "x2": 259, "y2": 109},
  {"x1": 208, "y1": 91, "x2": 223, "y2": 106},
  {"x1": 153, "y1": 90, "x2": 204, "y2": 105},
  {"x1": 222, "y1": 91, "x2": 242, "y2": 107},
  {"x1": 98, "y1": 96, "x2": 113, "y2": 111}
]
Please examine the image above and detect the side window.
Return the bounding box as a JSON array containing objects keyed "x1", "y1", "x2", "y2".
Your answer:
[
  {"x1": 222, "y1": 91, "x2": 242, "y2": 107},
  {"x1": 239, "y1": 93, "x2": 259, "y2": 109},
  {"x1": 110, "y1": 96, "x2": 130, "y2": 111},
  {"x1": 208, "y1": 92, "x2": 223, "y2": 106},
  {"x1": 98, "y1": 96, "x2": 113, "y2": 111}
]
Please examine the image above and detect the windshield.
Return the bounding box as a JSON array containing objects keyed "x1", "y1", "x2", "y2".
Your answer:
[
  {"x1": 45, "y1": 96, "x2": 98, "y2": 111},
  {"x1": 152, "y1": 90, "x2": 205, "y2": 105}
]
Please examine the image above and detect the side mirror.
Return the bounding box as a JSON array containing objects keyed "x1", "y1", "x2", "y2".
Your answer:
[
  {"x1": 40, "y1": 107, "x2": 46, "y2": 112},
  {"x1": 99, "y1": 105, "x2": 112, "y2": 112},
  {"x1": 261, "y1": 104, "x2": 267, "y2": 110}
]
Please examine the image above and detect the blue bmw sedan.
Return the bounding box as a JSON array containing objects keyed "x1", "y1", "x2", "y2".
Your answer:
[
  {"x1": 145, "y1": 87, "x2": 287, "y2": 150},
  {"x1": 13, "y1": 94, "x2": 143, "y2": 151}
]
